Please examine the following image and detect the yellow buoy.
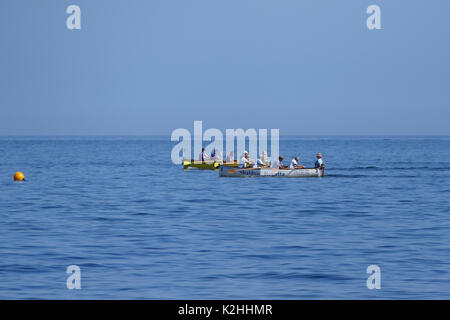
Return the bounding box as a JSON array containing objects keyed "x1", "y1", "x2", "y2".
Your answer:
[{"x1": 14, "y1": 172, "x2": 25, "y2": 181}]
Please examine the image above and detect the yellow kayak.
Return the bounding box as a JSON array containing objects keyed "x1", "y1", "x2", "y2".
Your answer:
[{"x1": 183, "y1": 160, "x2": 238, "y2": 170}]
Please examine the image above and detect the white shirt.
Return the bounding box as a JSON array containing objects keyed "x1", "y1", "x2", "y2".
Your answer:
[
  {"x1": 271, "y1": 160, "x2": 280, "y2": 169},
  {"x1": 225, "y1": 155, "x2": 234, "y2": 163},
  {"x1": 315, "y1": 158, "x2": 323, "y2": 168},
  {"x1": 253, "y1": 158, "x2": 265, "y2": 168},
  {"x1": 199, "y1": 152, "x2": 209, "y2": 161},
  {"x1": 238, "y1": 156, "x2": 249, "y2": 168},
  {"x1": 289, "y1": 158, "x2": 298, "y2": 169}
]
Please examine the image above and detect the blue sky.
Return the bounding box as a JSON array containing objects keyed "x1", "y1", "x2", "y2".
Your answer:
[{"x1": 1, "y1": 0, "x2": 449, "y2": 135}]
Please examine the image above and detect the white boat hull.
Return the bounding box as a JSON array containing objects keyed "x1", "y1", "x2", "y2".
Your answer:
[{"x1": 219, "y1": 167, "x2": 324, "y2": 178}]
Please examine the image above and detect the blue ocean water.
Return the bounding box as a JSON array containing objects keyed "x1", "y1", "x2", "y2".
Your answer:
[{"x1": 1, "y1": 136, "x2": 450, "y2": 299}]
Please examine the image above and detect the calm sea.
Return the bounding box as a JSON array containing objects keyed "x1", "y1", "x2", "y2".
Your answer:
[{"x1": 1, "y1": 136, "x2": 450, "y2": 299}]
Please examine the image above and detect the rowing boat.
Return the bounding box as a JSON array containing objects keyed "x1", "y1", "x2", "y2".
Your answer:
[
  {"x1": 219, "y1": 166, "x2": 325, "y2": 177},
  {"x1": 183, "y1": 160, "x2": 238, "y2": 170}
]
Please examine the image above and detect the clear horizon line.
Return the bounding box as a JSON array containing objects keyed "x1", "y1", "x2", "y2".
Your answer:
[{"x1": 1, "y1": 134, "x2": 450, "y2": 137}]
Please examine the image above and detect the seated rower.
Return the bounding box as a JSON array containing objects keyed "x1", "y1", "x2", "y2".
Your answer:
[
  {"x1": 289, "y1": 156, "x2": 305, "y2": 169},
  {"x1": 211, "y1": 149, "x2": 222, "y2": 162},
  {"x1": 253, "y1": 151, "x2": 269, "y2": 168},
  {"x1": 198, "y1": 148, "x2": 209, "y2": 162},
  {"x1": 315, "y1": 152, "x2": 325, "y2": 169},
  {"x1": 271, "y1": 156, "x2": 288, "y2": 169},
  {"x1": 225, "y1": 151, "x2": 235, "y2": 163},
  {"x1": 238, "y1": 151, "x2": 253, "y2": 168}
]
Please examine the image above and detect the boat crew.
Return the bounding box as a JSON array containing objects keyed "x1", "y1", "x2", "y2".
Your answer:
[
  {"x1": 253, "y1": 151, "x2": 269, "y2": 168},
  {"x1": 290, "y1": 156, "x2": 305, "y2": 169},
  {"x1": 211, "y1": 149, "x2": 222, "y2": 162},
  {"x1": 225, "y1": 151, "x2": 234, "y2": 163},
  {"x1": 261, "y1": 151, "x2": 268, "y2": 163},
  {"x1": 238, "y1": 151, "x2": 252, "y2": 168},
  {"x1": 271, "y1": 156, "x2": 287, "y2": 169},
  {"x1": 315, "y1": 153, "x2": 325, "y2": 169},
  {"x1": 199, "y1": 148, "x2": 209, "y2": 162}
]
